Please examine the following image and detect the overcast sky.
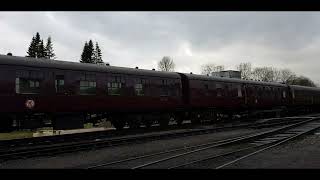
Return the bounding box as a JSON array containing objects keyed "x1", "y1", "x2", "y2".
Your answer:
[{"x1": 0, "y1": 12, "x2": 320, "y2": 84}]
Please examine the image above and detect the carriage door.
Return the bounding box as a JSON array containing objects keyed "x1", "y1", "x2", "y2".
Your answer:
[
  {"x1": 55, "y1": 74, "x2": 65, "y2": 95},
  {"x1": 281, "y1": 88, "x2": 287, "y2": 105},
  {"x1": 240, "y1": 84, "x2": 247, "y2": 106}
]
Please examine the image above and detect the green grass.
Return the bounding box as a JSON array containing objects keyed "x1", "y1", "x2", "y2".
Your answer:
[
  {"x1": 83, "y1": 123, "x2": 93, "y2": 129},
  {"x1": 0, "y1": 121, "x2": 112, "y2": 140},
  {"x1": 0, "y1": 131, "x2": 34, "y2": 140}
]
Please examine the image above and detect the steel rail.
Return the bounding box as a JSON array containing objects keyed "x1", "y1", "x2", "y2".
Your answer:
[
  {"x1": 130, "y1": 117, "x2": 318, "y2": 169},
  {"x1": 215, "y1": 122, "x2": 320, "y2": 169},
  {"x1": 0, "y1": 119, "x2": 284, "y2": 161},
  {"x1": 0, "y1": 116, "x2": 315, "y2": 162},
  {"x1": 87, "y1": 117, "x2": 316, "y2": 169}
]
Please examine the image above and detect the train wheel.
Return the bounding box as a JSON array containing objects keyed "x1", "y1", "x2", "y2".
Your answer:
[
  {"x1": 191, "y1": 113, "x2": 201, "y2": 124},
  {"x1": 0, "y1": 116, "x2": 13, "y2": 133},
  {"x1": 176, "y1": 116, "x2": 183, "y2": 126},
  {"x1": 128, "y1": 119, "x2": 140, "y2": 129},
  {"x1": 159, "y1": 114, "x2": 170, "y2": 128},
  {"x1": 113, "y1": 121, "x2": 125, "y2": 130},
  {"x1": 226, "y1": 112, "x2": 233, "y2": 121},
  {"x1": 111, "y1": 117, "x2": 126, "y2": 130},
  {"x1": 144, "y1": 119, "x2": 152, "y2": 128},
  {"x1": 211, "y1": 111, "x2": 217, "y2": 124},
  {"x1": 159, "y1": 119, "x2": 169, "y2": 127}
]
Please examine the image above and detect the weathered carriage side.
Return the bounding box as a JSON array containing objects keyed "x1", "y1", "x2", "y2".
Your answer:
[
  {"x1": 179, "y1": 73, "x2": 291, "y2": 122},
  {"x1": 0, "y1": 55, "x2": 183, "y2": 132},
  {"x1": 1, "y1": 54, "x2": 320, "y2": 133},
  {"x1": 289, "y1": 85, "x2": 320, "y2": 114}
]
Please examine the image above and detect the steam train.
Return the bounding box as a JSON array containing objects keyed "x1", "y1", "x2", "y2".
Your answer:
[{"x1": 0, "y1": 55, "x2": 319, "y2": 132}]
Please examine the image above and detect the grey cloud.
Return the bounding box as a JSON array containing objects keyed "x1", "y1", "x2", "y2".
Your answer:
[{"x1": 0, "y1": 12, "x2": 320, "y2": 84}]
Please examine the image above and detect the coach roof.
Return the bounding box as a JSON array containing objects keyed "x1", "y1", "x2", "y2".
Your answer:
[
  {"x1": 183, "y1": 73, "x2": 288, "y2": 87},
  {"x1": 290, "y1": 85, "x2": 320, "y2": 92},
  {"x1": 0, "y1": 55, "x2": 180, "y2": 79}
]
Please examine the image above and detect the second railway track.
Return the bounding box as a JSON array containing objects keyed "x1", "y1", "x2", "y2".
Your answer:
[
  {"x1": 0, "y1": 115, "x2": 318, "y2": 163},
  {"x1": 86, "y1": 116, "x2": 320, "y2": 169}
]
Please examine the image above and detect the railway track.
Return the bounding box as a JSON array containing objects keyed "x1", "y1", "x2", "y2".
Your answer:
[
  {"x1": 86, "y1": 117, "x2": 320, "y2": 169},
  {"x1": 172, "y1": 119, "x2": 320, "y2": 169},
  {"x1": 0, "y1": 122, "x2": 198, "y2": 149},
  {"x1": 0, "y1": 119, "x2": 255, "y2": 150},
  {"x1": 1, "y1": 114, "x2": 313, "y2": 150},
  {"x1": 0, "y1": 116, "x2": 312, "y2": 162},
  {"x1": 3, "y1": 113, "x2": 318, "y2": 150}
]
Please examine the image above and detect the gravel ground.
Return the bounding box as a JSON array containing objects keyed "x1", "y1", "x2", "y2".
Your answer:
[
  {"x1": 223, "y1": 130, "x2": 320, "y2": 169},
  {"x1": 0, "y1": 128, "x2": 262, "y2": 169}
]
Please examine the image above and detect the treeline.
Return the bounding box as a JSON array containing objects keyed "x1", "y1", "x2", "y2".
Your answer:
[
  {"x1": 236, "y1": 62, "x2": 316, "y2": 87},
  {"x1": 26, "y1": 32, "x2": 55, "y2": 59},
  {"x1": 4, "y1": 32, "x2": 318, "y2": 87},
  {"x1": 80, "y1": 40, "x2": 103, "y2": 64},
  {"x1": 200, "y1": 62, "x2": 317, "y2": 87},
  {"x1": 24, "y1": 32, "x2": 104, "y2": 64},
  {"x1": 154, "y1": 57, "x2": 318, "y2": 88}
]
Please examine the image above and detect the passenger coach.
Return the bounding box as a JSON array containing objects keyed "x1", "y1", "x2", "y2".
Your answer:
[
  {"x1": 1, "y1": 55, "x2": 320, "y2": 133},
  {"x1": 0, "y1": 55, "x2": 183, "y2": 132},
  {"x1": 179, "y1": 73, "x2": 290, "y2": 123}
]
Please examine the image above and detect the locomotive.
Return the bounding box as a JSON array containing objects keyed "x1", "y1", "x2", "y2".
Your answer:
[{"x1": 0, "y1": 55, "x2": 319, "y2": 132}]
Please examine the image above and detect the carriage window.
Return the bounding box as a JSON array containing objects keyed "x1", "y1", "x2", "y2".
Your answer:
[
  {"x1": 107, "y1": 82, "x2": 121, "y2": 95},
  {"x1": 224, "y1": 84, "x2": 229, "y2": 96},
  {"x1": 237, "y1": 85, "x2": 242, "y2": 97},
  {"x1": 216, "y1": 83, "x2": 223, "y2": 97},
  {"x1": 229, "y1": 84, "x2": 238, "y2": 97},
  {"x1": 79, "y1": 73, "x2": 96, "y2": 95},
  {"x1": 172, "y1": 79, "x2": 180, "y2": 97},
  {"x1": 15, "y1": 70, "x2": 43, "y2": 94},
  {"x1": 135, "y1": 78, "x2": 146, "y2": 96},
  {"x1": 160, "y1": 79, "x2": 169, "y2": 96},
  {"x1": 135, "y1": 83, "x2": 144, "y2": 96},
  {"x1": 283, "y1": 91, "x2": 286, "y2": 98},
  {"x1": 107, "y1": 76, "x2": 124, "y2": 96},
  {"x1": 15, "y1": 78, "x2": 40, "y2": 94},
  {"x1": 292, "y1": 89, "x2": 295, "y2": 99},
  {"x1": 80, "y1": 80, "x2": 96, "y2": 95},
  {"x1": 55, "y1": 75, "x2": 65, "y2": 94},
  {"x1": 204, "y1": 84, "x2": 209, "y2": 96},
  {"x1": 258, "y1": 86, "x2": 263, "y2": 97},
  {"x1": 265, "y1": 87, "x2": 270, "y2": 97}
]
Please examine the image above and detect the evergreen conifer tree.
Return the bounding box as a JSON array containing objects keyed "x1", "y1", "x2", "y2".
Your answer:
[
  {"x1": 80, "y1": 40, "x2": 100, "y2": 64},
  {"x1": 34, "y1": 32, "x2": 41, "y2": 58},
  {"x1": 80, "y1": 42, "x2": 89, "y2": 63},
  {"x1": 87, "y1": 40, "x2": 94, "y2": 63},
  {"x1": 45, "y1": 36, "x2": 56, "y2": 59},
  {"x1": 94, "y1": 42, "x2": 103, "y2": 64},
  {"x1": 26, "y1": 36, "x2": 37, "y2": 58},
  {"x1": 38, "y1": 40, "x2": 46, "y2": 58}
]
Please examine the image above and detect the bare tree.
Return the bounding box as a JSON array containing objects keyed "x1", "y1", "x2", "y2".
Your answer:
[
  {"x1": 287, "y1": 76, "x2": 316, "y2": 87},
  {"x1": 279, "y1": 69, "x2": 296, "y2": 83},
  {"x1": 271, "y1": 67, "x2": 282, "y2": 82},
  {"x1": 158, "y1": 56, "x2": 175, "y2": 72},
  {"x1": 236, "y1": 62, "x2": 252, "y2": 80},
  {"x1": 252, "y1": 66, "x2": 289, "y2": 82},
  {"x1": 252, "y1": 67, "x2": 275, "y2": 82},
  {"x1": 201, "y1": 63, "x2": 225, "y2": 75}
]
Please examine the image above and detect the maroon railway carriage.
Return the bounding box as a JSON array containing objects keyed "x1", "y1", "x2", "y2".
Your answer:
[
  {"x1": 180, "y1": 73, "x2": 291, "y2": 122},
  {"x1": 1, "y1": 54, "x2": 320, "y2": 133},
  {"x1": 0, "y1": 55, "x2": 183, "y2": 131},
  {"x1": 289, "y1": 85, "x2": 320, "y2": 113}
]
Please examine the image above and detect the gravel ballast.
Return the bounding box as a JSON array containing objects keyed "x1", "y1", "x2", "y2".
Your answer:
[
  {"x1": 0, "y1": 128, "x2": 261, "y2": 169},
  {"x1": 225, "y1": 131, "x2": 320, "y2": 169}
]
